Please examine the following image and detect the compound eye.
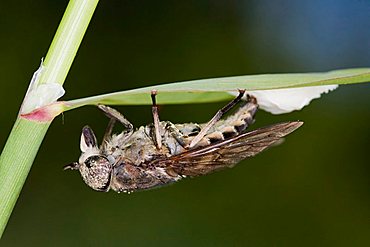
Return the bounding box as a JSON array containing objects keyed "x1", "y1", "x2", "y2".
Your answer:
[
  {"x1": 79, "y1": 155, "x2": 112, "y2": 192},
  {"x1": 84, "y1": 156, "x2": 100, "y2": 168}
]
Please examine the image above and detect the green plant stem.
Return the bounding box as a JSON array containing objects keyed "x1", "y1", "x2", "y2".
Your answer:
[{"x1": 0, "y1": 0, "x2": 99, "y2": 237}]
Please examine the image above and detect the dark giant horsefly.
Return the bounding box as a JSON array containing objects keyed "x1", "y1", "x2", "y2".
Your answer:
[{"x1": 65, "y1": 90, "x2": 303, "y2": 193}]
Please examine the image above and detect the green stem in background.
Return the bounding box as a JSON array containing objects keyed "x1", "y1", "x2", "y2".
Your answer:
[{"x1": 0, "y1": 0, "x2": 99, "y2": 237}]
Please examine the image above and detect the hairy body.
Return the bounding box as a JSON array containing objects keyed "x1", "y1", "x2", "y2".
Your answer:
[{"x1": 65, "y1": 91, "x2": 302, "y2": 193}]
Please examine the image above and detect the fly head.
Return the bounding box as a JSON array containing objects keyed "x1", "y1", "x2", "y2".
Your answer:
[{"x1": 64, "y1": 126, "x2": 113, "y2": 192}]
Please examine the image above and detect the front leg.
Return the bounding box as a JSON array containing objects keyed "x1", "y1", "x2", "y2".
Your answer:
[{"x1": 98, "y1": 105, "x2": 134, "y2": 146}]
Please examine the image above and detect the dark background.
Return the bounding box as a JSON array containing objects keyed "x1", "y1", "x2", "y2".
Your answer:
[{"x1": 1, "y1": 0, "x2": 370, "y2": 246}]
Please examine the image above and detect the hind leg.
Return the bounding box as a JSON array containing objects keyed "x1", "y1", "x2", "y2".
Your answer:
[{"x1": 187, "y1": 89, "x2": 248, "y2": 148}]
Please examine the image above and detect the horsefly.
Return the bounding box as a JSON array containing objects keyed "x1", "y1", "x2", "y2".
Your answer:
[{"x1": 64, "y1": 90, "x2": 303, "y2": 193}]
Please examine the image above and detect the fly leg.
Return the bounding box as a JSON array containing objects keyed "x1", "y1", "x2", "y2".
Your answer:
[
  {"x1": 187, "y1": 89, "x2": 246, "y2": 148},
  {"x1": 98, "y1": 105, "x2": 134, "y2": 146},
  {"x1": 151, "y1": 90, "x2": 162, "y2": 149},
  {"x1": 165, "y1": 122, "x2": 187, "y2": 148}
]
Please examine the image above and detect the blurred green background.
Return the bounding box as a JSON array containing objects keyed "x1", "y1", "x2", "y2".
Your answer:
[{"x1": 1, "y1": 0, "x2": 370, "y2": 246}]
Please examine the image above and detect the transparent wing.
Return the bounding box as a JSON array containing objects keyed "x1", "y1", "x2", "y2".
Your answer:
[{"x1": 152, "y1": 121, "x2": 303, "y2": 177}]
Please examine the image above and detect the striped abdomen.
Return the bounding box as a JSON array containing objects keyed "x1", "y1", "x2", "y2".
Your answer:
[{"x1": 188, "y1": 97, "x2": 258, "y2": 147}]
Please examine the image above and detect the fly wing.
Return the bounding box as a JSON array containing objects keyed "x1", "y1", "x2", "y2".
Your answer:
[{"x1": 153, "y1": 121, "x2": 303, "y2": 177}]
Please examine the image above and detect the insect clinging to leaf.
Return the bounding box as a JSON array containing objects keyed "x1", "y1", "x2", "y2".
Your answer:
[{"x1": 64, "y1": 90, "x2": 303, "y2": 193}]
